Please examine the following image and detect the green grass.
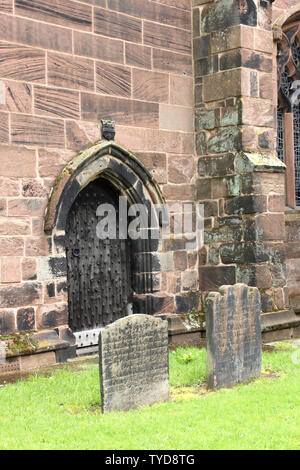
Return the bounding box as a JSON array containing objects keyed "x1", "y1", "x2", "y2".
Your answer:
[{"x1": 0, "y1": 346, "x2": 299, "y2": 450}]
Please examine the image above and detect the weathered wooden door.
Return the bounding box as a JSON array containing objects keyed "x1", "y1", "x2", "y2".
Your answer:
[{"x1": 65, "y1": 179, "x2": 132, "y2": 338}]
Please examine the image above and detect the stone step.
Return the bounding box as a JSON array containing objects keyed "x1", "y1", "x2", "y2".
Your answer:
[{"x1": 261, "y1": 310, "x2": 300, "y2": 332}]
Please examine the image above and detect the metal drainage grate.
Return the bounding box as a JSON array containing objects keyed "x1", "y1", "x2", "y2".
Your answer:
[{"x1": 74, "y1": 328, "x2": 103, "y2": 348}]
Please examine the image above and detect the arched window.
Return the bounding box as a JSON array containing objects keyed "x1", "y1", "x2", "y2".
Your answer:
[{"x1": 277, "y1": 20, "x2": 300, "y2": 207}]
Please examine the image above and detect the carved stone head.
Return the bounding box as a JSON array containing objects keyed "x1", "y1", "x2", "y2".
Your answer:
[{"x1": 101, "y1": 119, "x2": 116, "y2": 141}]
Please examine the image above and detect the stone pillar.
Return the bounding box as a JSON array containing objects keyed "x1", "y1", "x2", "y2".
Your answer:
[{"x1": 193, "y1": 0, "x2": 288, "y2": 312}]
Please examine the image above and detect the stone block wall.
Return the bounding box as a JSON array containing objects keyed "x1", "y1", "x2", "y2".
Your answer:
[
  {"x1": 0, "y1": 0, "x2": 197, "y2": 343},
  {"x1": 285, "y1": 211, "x2": 300, "y2": 313},
  {"x1": 192, "y1": 0, "x2": 291, "y2": 314},
  {"x1": 272, "y1": 0, "x2": 300, "y2": 316}
]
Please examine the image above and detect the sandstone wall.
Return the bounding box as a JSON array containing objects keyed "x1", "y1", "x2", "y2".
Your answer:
[{"x1": 0, "y1": 0, "x2": 197, "y2": 338}]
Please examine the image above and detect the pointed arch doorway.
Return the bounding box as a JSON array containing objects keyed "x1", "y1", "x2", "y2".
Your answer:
[{"x1": 45, "y1": 141, "x2": 164, "y2": 350}]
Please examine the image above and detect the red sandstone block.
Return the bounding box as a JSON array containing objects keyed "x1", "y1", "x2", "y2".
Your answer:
[
  {"x1": 0, "y1": 282, "x2": 42, "y2": 308},
  {"x1": 160, "y1": 104, "x2": 193, "y2": 132},
  {"x1": 153, "y1": 0, "x2": 190, "y2": 9},
  {"x1": 242, "y1": 98, "x2": 275, "y2": 128},
  {"x1": 0, "y1": 80, "x2": 32, "y2": 114},
  {"x1": 182, "y1": 270, "x2": 198, "y2": 291},
  {"x1": 20, "y1": 351, "x2": 57, "y2": 370},
  {"x1": 25, "y1": 237, "x2": 50, "y2": 257},
  {"x1": 133, "y1": 69, "x2": 169, "y2": 103},
  {"x1": 0, "y1": 198, "x2": 6, "y2": 216},
  {"x1": 34, "y1": 86, "x2": 80, "y2": 120},
  {"x1": 0, "y1": 13, "x2": 72, "y2": 53},
  {"x1": 32, "y1": 218, "x2": 44, "y2": 236},
  {"x1": 22, "y1": 179, "x2": 48, "y2": 198},
  {"x1": 0, "y1": 178, "x2": 20, "y2": 197},
  {"x1": 81, "y1": 93, "x2": 159, "y2": 128},
  {"x1": 74, "y1": 31, "x2": 124, "y2": 64},
  {"x1": 143, "y1": 21, "x2": 191, "y2": 54},
  {"x1": 0, "y1": 111, "x2": 8, "y2": 143},
  {"x1": 173, "y1": 250, "x2": 188, "y2": 270},
  {"x1": 81, "y1": 0, "x2": 106, "y2": 5},
  {"x1": 168, "y1": 155, "x2": 194, "y2": 184},
  {"x1": 115, "y1": 125, "x2": 147, "y2": 151},
  {"x1": 36, "y1": 302, "x2": 68, "y2": 329},
  {"x1": 188, "y1": 251, "x2": 198, "y2": 268},
  {"x1": 1, "y1": 257, "x2": 21, "y2": 283},
  {"x1": 38, "y1": 149, "x2": 72, "y2": 178},
  {"x1": 0, "y1": 237, "x2": 24, "y2": 256},
  {"x1": 145, "y1": 129, "x2": 182, "y2": 153},
  {"x1": 166, "y1": 271, "x2": 181, "y2": 293},
  {"x1": 163, "y1": 184, "x2": 194, "y2": 201},
  {"x1": 135, "y1": 152, "x2": 167, "y2": 184},
  {"x1": 150, "y1": 294, "x2": 175, "y2": 314},
  {"x1": 259, "y1": 73, "x2": 274, "y2": 100},
  {"x1": 125, "y1": 43, "x2": 152, "y2": 69},
  {"x1": 241, "y1": 50, "x2": 272, "y2": 73},
  {"x1": 96, "y1": 62, "x2": 131, "y2": 98},
  {"x1": 11, "y1": 114, "x2": 65, "y2": 148},
  {"x1": 0, "y1": 217, "x2": 31, "y2": 236},
  {"x1": 252, "y1": 172, "x2": 285, "y2": 195},
  {"x1": 47, "y1": 52, "x2": 94, "y2": 92},
  {"x1": 287, "y1": 259, "x2": 300, "y2": 283},
  {"x1": 153, "y1": 48, "x2": 192, "y2": 75},
  {"x1": 285, "y1": 242, "x2": 300, "y2": 260},
  {"x1": 0, "y1": 309, "x2": 16, "y2": 335},
  {"x1": 170, "y1": 75, "x2": 193, "y2": 107},
  {"x1": 22, "y1": 258, "x2": 37, "y2": 281},
  {"x1": 256, "y1": 213, "x2": 285, "y2": 241},
  {"x1": 66, "y1": 120, "x2": 100, "y2": 151},
  {"x1": 94, "y1": 7, "x2": 142, "y2": 43},
  {"x1": 182, "y1": 133, "x2": 195, "y2": 154},
  {"x1": 0, "y1": 42, "x2": 45, "y2": 83},
  {"x1": 17, "y1": 307, "x2": 35, "y2": 332},
  {"x1": 199, "y1": 265, "x2": 236, "y2": 291},
  {"x1": 254, "y1": 29, "x2": 273, "y2": 54},
  {"x1": 8, "y1": 198, "x2": 46, "y2": 217},
  {"x1": 15, "y1": 0, "x2": 92, "y2": 32},
  {"x1": 263, "y1": 329, "x2": 292, "y2": 342},
  {"x1": 0, "y1": 145, "x2": 36, "y2": 178},
  {"x1": 107, "y1": 0, "x2": 191, "y2": 29},
  {"x1": 273, "y1": 288, "x2": 285, "y2": 310},
  {"x1": 268, "y1": 194, "x2": 285, "y2": 212},
  {"x1": 0, "y1": 1, "x2": 12, "y2": 13}
]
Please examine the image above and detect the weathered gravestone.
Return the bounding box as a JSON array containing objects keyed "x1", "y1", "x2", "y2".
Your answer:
[
  {"x1": 206, "y1": 283, "x2": 262, "y2": 390},
  {"x1": 99, "y1": 314, "x2": 169, "y2": 413}
]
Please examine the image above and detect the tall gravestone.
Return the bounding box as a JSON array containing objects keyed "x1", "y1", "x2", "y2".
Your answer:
[
  {"x1": 99, "y1": 314, "x2": 169, "y2": 413},
  {"x1": 206, "y1": 283, "x2": 262, "y2": 390}
]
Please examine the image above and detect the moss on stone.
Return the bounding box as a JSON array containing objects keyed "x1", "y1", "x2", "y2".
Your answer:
[{"x1": 0, "y1": 332, "x2": 40, "y2": 357}]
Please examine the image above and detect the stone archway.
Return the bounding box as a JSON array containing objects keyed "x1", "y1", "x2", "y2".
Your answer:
[
  {"x1": 45, "y1": 141, "x2": 163, "y2": 234},
  {"x1": 44, "y1": 141, "x2": 165, "y2": 347}
]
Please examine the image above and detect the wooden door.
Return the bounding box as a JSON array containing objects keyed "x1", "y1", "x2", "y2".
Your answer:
[{"x1": 65, "y1": 179, "x2": 132, "y2": 333}]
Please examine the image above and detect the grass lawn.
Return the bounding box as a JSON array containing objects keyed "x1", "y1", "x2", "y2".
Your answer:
[{"x1": 0, "y1": 345, "x2": 299, "y2": 450}]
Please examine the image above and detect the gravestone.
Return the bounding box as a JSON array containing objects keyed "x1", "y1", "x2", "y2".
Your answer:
[
  {"x1": 206, "y1": 283, "x2": 262, "y2": 390},
  {"x1": 99, "y1": 314, "x2": 169, "y2": 413}
]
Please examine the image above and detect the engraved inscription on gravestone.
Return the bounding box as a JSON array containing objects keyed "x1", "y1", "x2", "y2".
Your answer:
[
  {"x1": 99, "y1": 314, "x2": 169, "y2": 413},
  {"x1": 206, "y1": 283, "x2": 262, "y2": 390}
]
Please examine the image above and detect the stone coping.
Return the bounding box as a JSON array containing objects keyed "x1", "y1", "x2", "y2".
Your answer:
[
  {"x1": 0, "y1": 329, "x2": 69, "y2": 358},
  {"x1": 261, "y1": 310, "x2": 300, "y2": 332},
  {"x1": 235, "y1": 151, "x2": 286, "y2": 173}
]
